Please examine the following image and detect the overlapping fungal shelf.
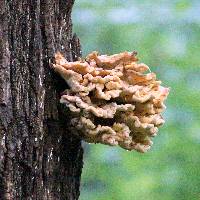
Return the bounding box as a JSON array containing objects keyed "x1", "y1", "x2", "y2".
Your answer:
[{"x1": 53, "y1": 51, "x2": 169, "y2": 152}]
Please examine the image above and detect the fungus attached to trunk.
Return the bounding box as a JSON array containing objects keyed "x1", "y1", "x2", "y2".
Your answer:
[{"x1": 53, "y1": 51, "x2": 169, "y2": 153}]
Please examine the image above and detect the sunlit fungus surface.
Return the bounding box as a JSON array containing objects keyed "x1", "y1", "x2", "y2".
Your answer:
[{"x1": 53, "y1": 51, "x2": 169, "y2": 153}]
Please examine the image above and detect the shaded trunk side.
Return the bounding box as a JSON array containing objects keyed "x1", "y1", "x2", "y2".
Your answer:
[{"x1": 0, "y1": 0, "x2": 83, "y2": 199}]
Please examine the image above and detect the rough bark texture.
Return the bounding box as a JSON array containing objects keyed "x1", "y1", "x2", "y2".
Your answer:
[{"x1": 0, "y1": 0, "x2": 83, "y2": 199}]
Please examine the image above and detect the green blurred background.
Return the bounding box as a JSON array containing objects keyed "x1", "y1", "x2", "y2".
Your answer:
[{"x1": 72, "y1": 1, "x2": 200, "y2": 199}]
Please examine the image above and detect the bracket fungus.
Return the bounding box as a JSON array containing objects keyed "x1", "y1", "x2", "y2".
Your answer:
[{"x1": 53, "y1": 51, "x2": 169, "y2": 153}]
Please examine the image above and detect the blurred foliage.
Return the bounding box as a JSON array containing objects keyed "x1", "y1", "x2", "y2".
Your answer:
[{"x1": 72, "y1": 0, "x2": 200, "y2": 199}]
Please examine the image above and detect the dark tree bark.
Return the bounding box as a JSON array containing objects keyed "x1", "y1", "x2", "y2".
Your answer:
[{"x1": 0, "y1": 0, "x2": 83, "y2": 199}]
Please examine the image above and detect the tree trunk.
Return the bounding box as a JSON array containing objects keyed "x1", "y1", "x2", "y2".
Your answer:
[{"x1": 0, "y1": 1, "x2": 83, "y2": 199}]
